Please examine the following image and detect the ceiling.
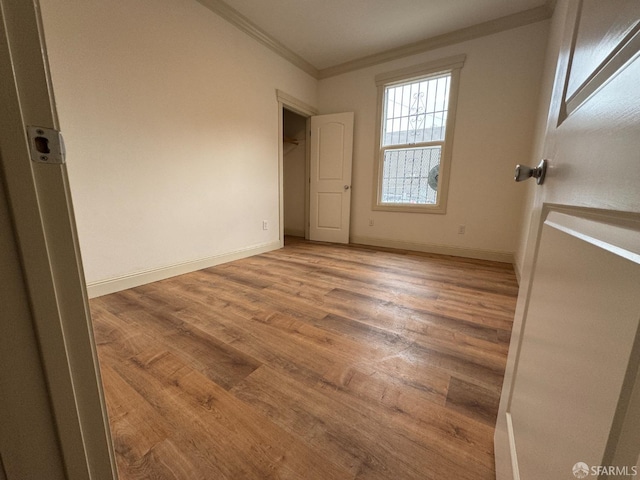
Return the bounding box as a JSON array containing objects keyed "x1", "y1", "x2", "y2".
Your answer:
[{"x1": 212, "y1": 0, "x2": 551, "y2": 76}]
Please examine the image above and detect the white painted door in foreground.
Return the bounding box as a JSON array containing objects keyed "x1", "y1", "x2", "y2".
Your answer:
[
  {"x1": 309, "y1": 112, "x2": 354, "y2": 244},
  {"x1": 507, "y1": 210, "x2": 640, "y2": 478},
  {"x1": 495, "y1": 1, "x2": 640, "y2": 479}
]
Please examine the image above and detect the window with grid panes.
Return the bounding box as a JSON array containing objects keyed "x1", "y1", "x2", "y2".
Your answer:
[{"x1": 373, "y1": 56, "x2": 464, "y2": 213}]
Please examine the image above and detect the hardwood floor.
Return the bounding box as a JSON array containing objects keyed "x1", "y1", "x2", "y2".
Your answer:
[{"x1": 91, "y1": 237, "x2": 518, "y2": 479}]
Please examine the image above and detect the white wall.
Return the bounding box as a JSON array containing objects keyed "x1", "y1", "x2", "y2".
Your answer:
[
  {"x1": 40, "y1": 0, "x2": 317, "y2": 289},
  {"x1": 513, "y1": 24, "x2": 561, "y2": 280},
  {"x1": 40, "y1": 0, "x2": 549, "y2": 290},
  {"x1": 283, "y1": 109, "x2": 307, "y2": 236},
  {"x1": 317, "y1": 21, "x2": 549, "y2": 262}
]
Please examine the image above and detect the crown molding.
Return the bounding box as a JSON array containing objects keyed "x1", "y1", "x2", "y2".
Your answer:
[
  {"x1": 196, "y1": 0, "x2": 319, "y2": 78},
  {"x1": 317, "y1": 4, "x2": 553, "y2": 79},
  {"x1": 198, "y1": 0, "x2": 554, "y2": 81}
]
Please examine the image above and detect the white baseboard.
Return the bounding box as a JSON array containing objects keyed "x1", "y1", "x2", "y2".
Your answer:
[
  {"x1": 86, "y1": 240, "x2": 281, "y2": 298},
  {"x1": 350, "y1": 235, "x2": 514, "y2": 264},
  {"x1": 506, "y1": 413, "x2": 521, "y2": 480},
  {"x1": 512, "y1": 257, "x2": 522, "y2": 285}
]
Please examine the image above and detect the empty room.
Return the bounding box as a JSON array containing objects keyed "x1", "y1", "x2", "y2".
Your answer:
[{"x1": 2, "y1": 0, "x2": 640, "y2": 479}]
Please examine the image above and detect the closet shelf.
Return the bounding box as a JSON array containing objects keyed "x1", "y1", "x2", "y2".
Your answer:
[{"x1": 283, "y1": 136, "x2": 299, "y2": 145}]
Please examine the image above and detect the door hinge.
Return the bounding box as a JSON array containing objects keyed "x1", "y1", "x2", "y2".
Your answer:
[{"x1": 27, "y1": 126, "x2": 66, "y2": 164}]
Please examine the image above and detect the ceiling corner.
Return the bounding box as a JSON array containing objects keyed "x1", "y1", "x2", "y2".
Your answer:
[{"x1": 195, "y1": 0, "x2": 320, "y2": 79}]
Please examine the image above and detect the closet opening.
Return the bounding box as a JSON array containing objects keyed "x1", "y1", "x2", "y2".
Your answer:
[{"x1": 282, "y1": 108, "x2": 309, "y2": 240}]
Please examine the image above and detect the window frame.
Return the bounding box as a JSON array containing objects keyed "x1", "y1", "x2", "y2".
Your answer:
[{"x1": 372, "y1": 55, "x2": 465, "y2": 214}]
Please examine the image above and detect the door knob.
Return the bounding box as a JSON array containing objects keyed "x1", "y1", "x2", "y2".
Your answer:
[
  {"x1": 344, "y1": 185, "x2": 350, "y2": 190},
  {"x1": 514, "y1": 159, "x2": 547, "y2": 185}
]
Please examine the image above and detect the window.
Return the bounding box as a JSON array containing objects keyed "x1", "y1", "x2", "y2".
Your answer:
[{"x1": 373, "y1": 55, "x2": 465, "y2": 213}]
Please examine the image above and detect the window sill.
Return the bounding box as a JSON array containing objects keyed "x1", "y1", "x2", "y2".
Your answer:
[{"x1": 372, "y1": 203, "x2": 447, "y2": 214}]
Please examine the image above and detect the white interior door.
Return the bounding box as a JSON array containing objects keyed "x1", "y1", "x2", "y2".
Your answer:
[
  {"x1": 495, "y1": 1, "x2": 640, "y2": 479},
  {"x1": 309, "y1": 112, "x2": 354, "y2": 244}
]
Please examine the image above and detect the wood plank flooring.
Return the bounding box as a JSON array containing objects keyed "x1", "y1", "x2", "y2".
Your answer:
[{"x1": 91, "y1": 237, "x2": 518, "y2": 479}]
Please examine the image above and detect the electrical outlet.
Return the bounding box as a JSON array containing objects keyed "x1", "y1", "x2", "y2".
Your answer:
[
  {"x1": 262, "y1": 221, "x2": 268, "y2": 230},
  {"x1": 458, "y1": 225, "x2": 466, "y2": 235},
  {"x1": 369, "y1": 218, "x2": 374, "y2": 226}
]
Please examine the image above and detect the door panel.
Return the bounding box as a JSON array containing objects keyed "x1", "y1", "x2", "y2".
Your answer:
[
  {"x1": 566, "y1": 0, "x2": 640, "y2": 100},
  {"x1": 309, "y1": 112, "x2": 354, "y2": 244},
  {"x1": 318, "y1": 122, "x2": 346, "y2": 179},
  {"x1": 495, "y1": 1, "x2": 640, "y2": 478},
  {"x1": 317, "y1": 193, "x2": 343, "y2": 229},
  {"x1": 508, "y1": 209, "x2": 640, "y2": 478}
]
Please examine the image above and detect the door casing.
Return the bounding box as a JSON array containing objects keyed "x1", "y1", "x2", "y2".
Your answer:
[{"x1": 0, "y1": 1, "x2": 117, "y2": 478}]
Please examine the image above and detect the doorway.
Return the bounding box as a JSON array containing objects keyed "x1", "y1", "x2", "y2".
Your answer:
[
  {"x1": 276, "y1": 90, "x2": 354, "y2": 246},
  {"x1": 276, "y1": 89, "x2": 317, "y2": 245},
  {"x1": 283, "y1": 109, "x2": 308, "y2": 239}
]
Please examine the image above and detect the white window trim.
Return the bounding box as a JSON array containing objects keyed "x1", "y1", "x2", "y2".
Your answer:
[{"x1": 372, "y1": 54, "x2": 465, "y2": 214}]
